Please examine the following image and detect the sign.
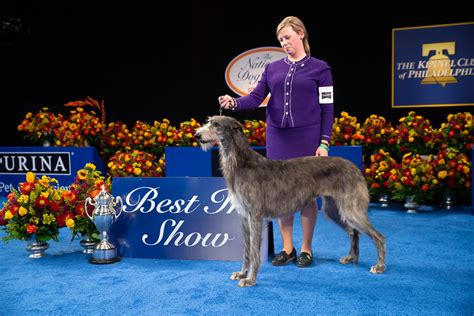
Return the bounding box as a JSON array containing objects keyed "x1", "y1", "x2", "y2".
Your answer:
[
  {"x1": 0, "y1": 146, "x2": 105, "y2": 197},
  {"x1": 392, "y1": 22, "x2": 474, "y2": 108},
  {"x1": 110, "y1": 177, "x2": 272, "y2": 261},
  {"x1": 225, "y1": 46, "x2": 286, "y2": 106}
]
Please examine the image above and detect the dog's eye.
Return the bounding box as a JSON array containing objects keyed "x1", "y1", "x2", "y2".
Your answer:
[{"x1": 212, "y1": 121, "x2": 220, "y2": 127}]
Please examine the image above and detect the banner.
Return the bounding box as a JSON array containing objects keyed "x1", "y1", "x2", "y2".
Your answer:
[
  {"x1": 392, "y1": 22, "x2": 474, "y2": 108},
  {"x1": 110, "y1": 177, "x2": 272, "y2": 261}
]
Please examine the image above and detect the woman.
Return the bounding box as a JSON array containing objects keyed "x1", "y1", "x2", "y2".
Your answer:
[{"x1": 219, "y1": 16, "x2": 334, "y2": 267}]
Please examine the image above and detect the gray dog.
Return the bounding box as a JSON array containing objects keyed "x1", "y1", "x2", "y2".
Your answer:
[{"x1": 195, "y1": 115, "x2": 386, "y2": 287}]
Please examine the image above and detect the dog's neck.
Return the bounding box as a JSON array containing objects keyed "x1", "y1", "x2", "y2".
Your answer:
[{"x1": 219, "y1": 131, "x2": 258, "y2": 180}]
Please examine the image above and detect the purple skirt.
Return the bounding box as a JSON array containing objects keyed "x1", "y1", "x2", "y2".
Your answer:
[{"x1": 266, "y1": 124, "x2": 321, "y2": 160}]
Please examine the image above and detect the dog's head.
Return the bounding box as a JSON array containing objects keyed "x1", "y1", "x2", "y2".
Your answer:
[{"x1": 195, "y1": 115, "x2": 244, "y2": 151}]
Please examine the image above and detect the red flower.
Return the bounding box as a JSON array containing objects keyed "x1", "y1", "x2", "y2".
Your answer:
[{"x1": 26, "y1": 224, "x2": 38, "y2": 234}]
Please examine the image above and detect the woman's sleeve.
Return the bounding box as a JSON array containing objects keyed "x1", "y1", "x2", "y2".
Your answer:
[
  {"x1": 234, "y1": 65, "x2": 270, "y2": 111},
  {"x1": 319, "y1": 66, "x2": 334, "y2": 142}
]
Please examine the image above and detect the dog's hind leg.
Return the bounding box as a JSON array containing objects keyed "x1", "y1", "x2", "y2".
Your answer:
[
  {"x1": 230, "y1": 216, "x2": 250, "y2": 281},
  {"x1": 339, "y1": 226, "x2": 359, "y2": 265},
  {"x1": 238, "y1": 214, "x2": 263, "y2": 287},
  {"x1": 322, "y1": 196, "x2": 360, "y2": 265},
  {"x1": 363, "y1": 224, "x2": 386, "y2": 274}
]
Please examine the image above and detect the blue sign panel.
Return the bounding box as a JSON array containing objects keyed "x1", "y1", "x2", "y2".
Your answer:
[
  {"x1": 0, "y1": 147, "x2": 105, "y2": 197},
  {"x1": 392, "y1": 22, "x2": 474, "y2": 108},
  {"x1": 110, "y1": 177, "x2": 271, "y2": 261}
]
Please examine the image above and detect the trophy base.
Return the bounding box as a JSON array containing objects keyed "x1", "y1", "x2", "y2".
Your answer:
[
  {"x1": 89, "y1": 247, "x2": 121, "y2": 264},
  {"x1": 89, "y1": 256, "x2": 121, "y2": 264}
]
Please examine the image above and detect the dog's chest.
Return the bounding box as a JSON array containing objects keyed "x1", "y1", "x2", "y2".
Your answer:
[{"x1": 229, "y1": 194, "x2": 249, "y2": 217}]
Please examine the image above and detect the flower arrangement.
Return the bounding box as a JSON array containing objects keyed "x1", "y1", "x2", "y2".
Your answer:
[
  {"x1": 129, "y1": 119, "x2": 178, "y2": 157},
  {"x1": 107, "y1": 150, "x2": 164, "y2": 177},
  {"x1": 1, "y1": 172, "x2": 64, "y2": 242},
  {"x1": 176, "y1": 118, "x2": 201, "y2": 147},
  {"x1": 54, "y1": 107, "x2": 105, "y2": 147},
  {"x1": 364, "y1": 149, "x2": 400, "y2": 199},
  {"x1": 438, "y1": 112, "x2": 473, "y2": 154},
  {"x1": 101, "y1": 121, "x2": 133, "y2": 156},
  {"x1": 17, "y1": 107, "x2": 64, "y2": 145},
  {"x1": 391, "y1": 153, "x2": 438, "y2": 203},
  {"x1": 331, "y1": 111, "x2": 364, "y2": 146},
  {"x1": 394, "y1": 111, "x2": 439, "y2": 156},
  {"x1": 432, "y1": 148, "x2": 471, "y2": 198},
  {"x1": 243, "y1": 120, "x2": 266, "y2": 146},
  {"x1": 360, "y1": 114, "x2": 395, "y2": 157},
  {"x1": 63, "y1": 163, "x2": 111, "y2": 241}
]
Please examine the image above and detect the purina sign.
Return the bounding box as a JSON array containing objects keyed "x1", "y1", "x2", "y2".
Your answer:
[
  {"x1": 0, "y1": 147, "x2": 105, "y2": 197},
  {"x1": 225, "y1": 47, "x2": 286, "y2": 105}
]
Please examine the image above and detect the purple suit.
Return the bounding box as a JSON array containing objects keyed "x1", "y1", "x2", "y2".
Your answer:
[{"x1": 235, "y1": 56, "x2": 334, "y2": 160}]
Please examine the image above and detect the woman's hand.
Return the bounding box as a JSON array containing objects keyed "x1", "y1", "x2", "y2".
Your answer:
[
  {"x1": 218, "y1": 95, "x2": 236, "y2": 110},
  {"x1": 315, "y1": 146, "x2": 328, "y2": 157}
]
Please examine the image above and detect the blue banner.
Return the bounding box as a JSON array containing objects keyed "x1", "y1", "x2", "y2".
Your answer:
[
  {"x1": 392, "y1": 22, "x2": 474, "y2": 108},
  {"x1": 0, "y1": 147, "x2": 105, "y2": 197},
  {"x1": 110, "y1": 177, "x2": 271, "y2": 261}
]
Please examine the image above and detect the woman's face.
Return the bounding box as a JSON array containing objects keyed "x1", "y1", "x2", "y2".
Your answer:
[{"x1": 277, "y1": 26, "x2": 303, "y2": 56}]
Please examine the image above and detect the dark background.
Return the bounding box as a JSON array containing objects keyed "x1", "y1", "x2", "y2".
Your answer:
[{"x1": 0, "y1": 2, "x2": 472, "y2": 146}]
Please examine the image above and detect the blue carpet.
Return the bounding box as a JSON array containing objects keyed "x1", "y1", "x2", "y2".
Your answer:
[{"x1": 1, "y1": 203, "x2": 473, "y2": 315}]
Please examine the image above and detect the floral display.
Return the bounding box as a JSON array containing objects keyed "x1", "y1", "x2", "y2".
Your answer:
[
  {"x1": 176, "y1": 118, "x2": 201, "y2": 147},
  {"x1": 17, "y1": 107, "x2": 64, "y2": 145},
  {"x1": 63, "y1": 163, "x2": 111, "y2": 241},
  {"x1": 393, "y1": 111, "x2": 439, "y2": 156},
  {"x1": 101, "y1": 121, "x2": 133, "y2": 156},
  {"x1": 364, "y1": 149, "x2": 400, "y2": 199},
  {"x1": 243, "y1": 120, "x2": 266, "y2": 146},
  {"x1": 438, "y1": 112, "x2": 473, "y2": 154},
  {"x1": 54, "y1": 107, "x2": 105, "y2": 147},
  {"x1": 107, "y1": 150, "x2": 164, "y2": 177},
  {"x1": 1, "y1": 172, "x2": 64, "y2": 242},
  {"x1": 360, "y1": 114, "x2": 395, "y2": 157},
  {"x1": 432, "y1": 148, "x2": 471, "y2": 198},
  {"x1": 331, "y1": 111, "x2": 364, "y2": 146},
  {"x1": 391, "y1": 153, "x2": 438, "y2": 203}
]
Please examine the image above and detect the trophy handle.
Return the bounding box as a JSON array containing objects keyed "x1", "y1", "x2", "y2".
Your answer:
[
  {"x1": 84, "y1": 197, "x2": 95, "y2": 220},
  {"x1": 114, "y1": 196, "x2": 123, "y2": 220}
]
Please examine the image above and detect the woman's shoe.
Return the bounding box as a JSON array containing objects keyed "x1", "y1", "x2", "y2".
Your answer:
[
  {"x1": 297, "y1": 251, "x2": 313, "y2": 267},
  {"x1": 272, "y1": 248, "x2": 297, "y2": 266}
]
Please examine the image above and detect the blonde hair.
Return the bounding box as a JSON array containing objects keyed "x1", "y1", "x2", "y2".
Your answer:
[{"x1": 276, "y1": 16, "x2": 310, "y2": 55}]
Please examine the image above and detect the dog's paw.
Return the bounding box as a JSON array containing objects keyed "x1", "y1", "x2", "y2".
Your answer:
[
  {"x1": 370, "y1": 264, "x2": 385, "y2": 274},
  {"x1": 238, "y1": 278, "x2": 256, "y2": 287},
  {"x1": 230, "y1": 271, "x2": 247, "y2": 280},
  {"x1": 339, "y1": 255, "x2": 358, "y2": 264}
]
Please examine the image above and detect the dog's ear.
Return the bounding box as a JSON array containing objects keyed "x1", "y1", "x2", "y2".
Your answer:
[{"x1": 234, "y1": 121, "x2": 244, "y2": 132}]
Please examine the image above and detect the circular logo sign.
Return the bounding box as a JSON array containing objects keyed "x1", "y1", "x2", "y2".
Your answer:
[{"x1": 225, "y1": 47, "x2": 286, "y2": 106}]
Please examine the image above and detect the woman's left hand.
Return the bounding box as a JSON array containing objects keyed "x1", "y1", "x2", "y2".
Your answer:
[{"x1": 315, "y1": 147, "x2": 329, "y2": 157}]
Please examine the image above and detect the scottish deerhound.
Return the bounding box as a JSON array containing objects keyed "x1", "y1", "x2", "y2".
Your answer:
[{"x1": 195, "y1": 115, "x2": 386, "y2": 287}]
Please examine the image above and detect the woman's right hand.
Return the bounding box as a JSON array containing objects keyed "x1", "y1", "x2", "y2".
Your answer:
[{"x1": 218, "y1": 95, "x2": 235, "y2": 110}]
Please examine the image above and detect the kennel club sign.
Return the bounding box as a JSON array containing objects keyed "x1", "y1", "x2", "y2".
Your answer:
[
  {"x1": 0, "y1": 146, "x2": 105, "y2": 197},
  {"x1": 392, "y1": 22, "x2": 474, "y2": 108},
  {"x1": 110, "y1": 177, "x2": 271, "y2": 261}
]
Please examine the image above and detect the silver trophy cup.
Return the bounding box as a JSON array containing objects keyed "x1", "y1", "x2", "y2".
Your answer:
[{"x1": 85, "y1": 186, "x2": 123, "y2": 264}]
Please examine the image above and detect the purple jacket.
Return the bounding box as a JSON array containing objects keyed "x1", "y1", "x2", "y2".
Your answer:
[{"x1": 235, "y1": 55, "x2": 334, "y2": 142}]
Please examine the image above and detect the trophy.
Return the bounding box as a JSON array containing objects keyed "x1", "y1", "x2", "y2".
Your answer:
[{"x1": 85, "y1": 186, "x2": 123, "y2": 264}]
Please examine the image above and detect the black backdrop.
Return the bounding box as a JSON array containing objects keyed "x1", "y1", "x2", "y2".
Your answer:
[{"x1": 0, "y1": 2, "x2": 472, "y2": 146}]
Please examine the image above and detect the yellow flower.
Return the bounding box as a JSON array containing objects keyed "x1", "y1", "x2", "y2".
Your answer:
[
  {"x1": 26, "y1": 172, "x2": 36, "y2": 183},
  {"x1": 437, "y1": 170, "x2": 447, "y2": 179},
  {"x1": 19, "y1": 206, "x2": 28, "y2": 216},
  {"x1": 85, "y1": 163, "x2": 96, "y2": 171},
  {"x1": 66, "y1": 218, "x2": 75, "y2": 228},
  {"x1": 4, "y1": 210, "x2": 13, "y2": 220},
  {"x1": 133, "y1": 168, "x2": 142, "y2": 175}
]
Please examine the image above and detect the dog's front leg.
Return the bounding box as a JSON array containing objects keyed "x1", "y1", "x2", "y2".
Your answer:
[
  {"x1": 230, "y1": 215, "x2": 250, "y2": 280},
  {"x1": 238, "y1": 215, "x2": 263, "y2": 287}
]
